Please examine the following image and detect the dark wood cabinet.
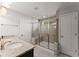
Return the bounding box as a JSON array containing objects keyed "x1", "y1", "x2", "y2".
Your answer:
[{"x1": 17, "y1": 48, "x2": 34, "y2": 57}]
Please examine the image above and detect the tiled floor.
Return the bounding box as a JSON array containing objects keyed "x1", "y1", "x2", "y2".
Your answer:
[
  {"x1": 34, "y1": 45, "x2": 55, "y2": 57},
  {"x1": 40, "y1": 41, "x2": 57, "y2": 51},
  {"x1": 58, "y1": 53, "x2": 69, "y2": 57}
]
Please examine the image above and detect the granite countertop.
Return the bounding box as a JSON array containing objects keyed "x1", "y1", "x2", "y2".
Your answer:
[{"x1": 0, "y1": 37, "x2": 34, "y2": 57}]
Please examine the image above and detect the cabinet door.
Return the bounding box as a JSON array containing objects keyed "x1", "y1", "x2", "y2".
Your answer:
[{"x1": 59, "y1": 12, "x2": 78, "y2": 56}]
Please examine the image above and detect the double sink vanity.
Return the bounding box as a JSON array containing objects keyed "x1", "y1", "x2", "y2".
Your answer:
[{"x1": 0, "y1": 36, "x2": 34, "y2": 57}]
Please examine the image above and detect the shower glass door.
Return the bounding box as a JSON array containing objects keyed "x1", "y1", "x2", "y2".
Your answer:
[
  {"x1": 31, "y1": 21, "x2": 39, "y2": 45},
  {"x1": 39, "y1": 20, "x2": 49, "y2": 49},
  {"x1": 48, "y1": 19, "x2": 58, "y2": 56},
  {"x1": 31, "y1": 18, "x2": 58, "y2": 56},
  {"x1": 39, "y1": 18, "x2": 58, "y2": 56}
]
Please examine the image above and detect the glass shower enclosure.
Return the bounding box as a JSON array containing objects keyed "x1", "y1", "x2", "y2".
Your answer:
[{"x1": 31, "y1": 17, "x2": 58, "y2": 56}]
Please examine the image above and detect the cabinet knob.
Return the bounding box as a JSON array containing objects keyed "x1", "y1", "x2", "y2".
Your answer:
[
  {"x1": 60, "y1": 35, "x2": 64, "y2": 38},
  {"x1": 75, "y1": 49, "x2": 77, "y2": 52},
  {"x1": 75, "y1": 33, "x2": 77, "y2": 36}
]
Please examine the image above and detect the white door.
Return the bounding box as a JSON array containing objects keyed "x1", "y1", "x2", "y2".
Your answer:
[{"x1": 59, "y1": 12, "x2": 78, "y2": 56}]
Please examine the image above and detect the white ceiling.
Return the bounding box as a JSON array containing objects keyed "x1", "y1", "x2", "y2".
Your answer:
[
  {"x1": 9, "y1": 2, "x2": 61, "y2": 19},
  {"x1": 7, "y1": 2, "x2": 79, "y2": 19}
]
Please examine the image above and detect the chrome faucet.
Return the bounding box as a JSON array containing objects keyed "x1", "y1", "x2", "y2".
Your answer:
[{"x1": 0, "y1": 36, "x2": 11, "y2": 50}]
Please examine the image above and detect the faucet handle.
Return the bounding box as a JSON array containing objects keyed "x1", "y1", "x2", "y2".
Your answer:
[
  {"x1": 1, "y1": 36, "x2": 4, "y2": 39},
  {"x1": 0, "y1": 38, "x2": 1, "y2": 40}
]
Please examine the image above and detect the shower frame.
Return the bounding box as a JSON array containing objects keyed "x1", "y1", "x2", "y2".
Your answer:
[{"x1": 31, "y1": 17, "x2": 59, "y2": 56}]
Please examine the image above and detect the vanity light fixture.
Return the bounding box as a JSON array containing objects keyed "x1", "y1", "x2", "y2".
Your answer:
[{"x1": 43, "y1": 16, "x2": 46, "y2": 18}]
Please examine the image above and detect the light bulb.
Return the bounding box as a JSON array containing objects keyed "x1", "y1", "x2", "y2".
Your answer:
[
  {"x1": 43, "y1": 16, "x2": 46, "y2": 18},
  {"x1": 53, "y1": 26, "x2": 56, "y2": 29}
]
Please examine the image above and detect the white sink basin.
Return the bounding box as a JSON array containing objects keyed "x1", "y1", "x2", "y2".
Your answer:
[{"x1": 6, "y1": 42, "x2": 23, "y2": 49}]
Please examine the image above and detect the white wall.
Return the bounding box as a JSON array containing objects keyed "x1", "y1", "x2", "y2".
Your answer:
[
  {"x1": 0, "y1": 9, "x2": 20, "y2": 36},
  {"x1": 57, "y1": 5, "x2": 78, "y2": 16},
  {"x1": 0, "y1": 9, "x2": 36, "y2": 43}
]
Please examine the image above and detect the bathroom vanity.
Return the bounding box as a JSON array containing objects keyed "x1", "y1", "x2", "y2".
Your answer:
[
  {"x1": 17, "y1": 49, "x2": 34, "y2": 57},
  {"x1": 0, "y1": 37, "x2": 34, "y2": 57}
]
